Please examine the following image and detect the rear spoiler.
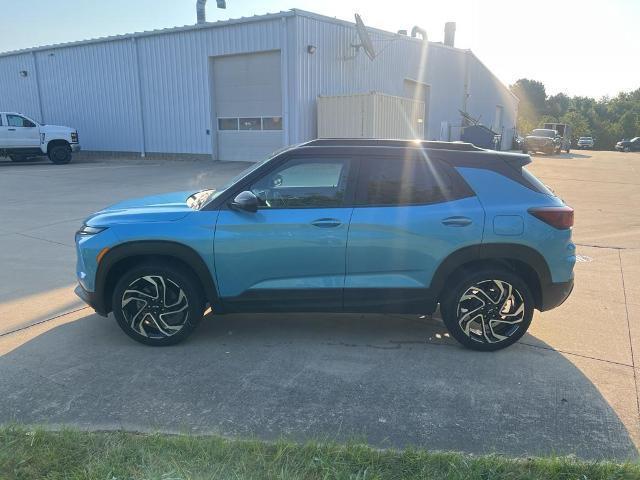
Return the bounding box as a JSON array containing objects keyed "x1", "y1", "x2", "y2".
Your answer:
[{"x1": 498, "y1": 152, "x2": 531, "y2": 167}]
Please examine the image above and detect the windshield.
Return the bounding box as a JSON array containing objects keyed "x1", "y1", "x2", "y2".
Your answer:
[
  {"x1": 632, "y1": 137, "x2": 640, "y2": 142},
  {"x1": 531, "y1": 129, "x2": 556, "y2": 138}
]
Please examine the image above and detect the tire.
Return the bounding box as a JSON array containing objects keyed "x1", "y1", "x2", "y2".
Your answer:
[
  {"x1": 565, "y1": 148, "x2": 570, "y2": 153},
  {"x1": 624, "y1": 146, "x2": 630, "y2": 153},
  {"x1": 440, "y1": 268, "x2": 534, "y2": 351},
  {"x1": 112, "y1": 262, "x2": 205, "y2": 346},
  {"x1": 48, "y1": 143, "x2": 72, "y2": 164}
]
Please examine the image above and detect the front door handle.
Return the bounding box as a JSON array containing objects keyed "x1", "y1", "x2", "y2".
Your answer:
[
  {"x1": 311, "y1": 218, "x2": 341, "y2": 228},
  {"x1": 442, "y1": 216, "x2": 472, "y2": 227}
]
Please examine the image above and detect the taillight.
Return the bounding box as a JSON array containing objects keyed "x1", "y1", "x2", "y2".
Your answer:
[
  {"x1": 71, "y1": 131, "x2": 78, "y2": 143},
  {"x1": 528, "y1": 206, "x2": 574, "y2": 229}
]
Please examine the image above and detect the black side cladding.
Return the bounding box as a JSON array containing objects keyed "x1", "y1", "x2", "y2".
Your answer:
[{"x1": 425, "y1": 149, "x2": 543, "y2": 193}]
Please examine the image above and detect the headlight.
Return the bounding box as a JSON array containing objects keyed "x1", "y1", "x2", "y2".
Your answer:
[{"x1": 76, "y1": 225, "x2": 107, "y2": 236}]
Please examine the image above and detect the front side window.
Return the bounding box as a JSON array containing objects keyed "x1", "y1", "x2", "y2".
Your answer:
[
  {"x1": 7, "y1": 115, "x2": 35, "y2": 128},
  {"x1": 250, "y1": 157, "x2": 351, "y2": 209},
  {"x1": 358, "y1": 156, "x2": 465, "y2": 206}
]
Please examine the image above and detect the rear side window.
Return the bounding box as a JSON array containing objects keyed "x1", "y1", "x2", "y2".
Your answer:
[{"x1": 356, "y1": 154, "x2": 473, "y2": 206}]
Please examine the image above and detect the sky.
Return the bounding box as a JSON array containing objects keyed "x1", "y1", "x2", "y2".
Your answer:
[{"x1": 1, "y1": 0, "x2": 638, "y2": 98}]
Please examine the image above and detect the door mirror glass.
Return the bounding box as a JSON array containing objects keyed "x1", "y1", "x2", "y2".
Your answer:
[{"x1": 230, "y1": 190, "x2": 259, "y2": 213}]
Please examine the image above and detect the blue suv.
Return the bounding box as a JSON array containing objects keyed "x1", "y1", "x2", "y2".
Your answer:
[{"x1": 75, "y1": 139, "x2": 575, "y2": 351}]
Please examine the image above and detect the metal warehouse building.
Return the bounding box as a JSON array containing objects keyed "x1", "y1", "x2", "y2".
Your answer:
[{"x1": 0, "y1": 9, "x2": 518, "y2": 161}]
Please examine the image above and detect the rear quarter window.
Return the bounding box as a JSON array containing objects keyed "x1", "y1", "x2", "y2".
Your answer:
[{"x1": 521, "y1": 167, "x2": 555, "y2": 196}]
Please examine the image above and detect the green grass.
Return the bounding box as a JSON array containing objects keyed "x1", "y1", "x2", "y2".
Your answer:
[{"x1": 1, "y1": 426, "x2": 638, "y2": 480}]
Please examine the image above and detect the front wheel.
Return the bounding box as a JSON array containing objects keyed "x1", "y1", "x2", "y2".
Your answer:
[
  {"x1": 440, "y1": 269, "x2": 534, "y2": 351},
  {"x1": 112, "y1": 263, "x2": 205, "y2": 346},
  {"x1": 48, "y1": 144, "x2": 72, "y2": 164}
]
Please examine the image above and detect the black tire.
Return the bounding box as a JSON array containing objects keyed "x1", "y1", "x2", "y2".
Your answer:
[
  {"x1": 624, "y1": 146, "x2": 631, "y2": 153},
  {"x1": 440, "y1": 268, "x2": 534, "y2": 351},
  {"x1": 112, "y1": 262, "x2": 204, "y2": 346},
  {"x1": 48, "y1": 143, "x2": 72, "y2": 164},
  {"x1": 565, "y1": 148, "x2": 570, "y2": 153}
]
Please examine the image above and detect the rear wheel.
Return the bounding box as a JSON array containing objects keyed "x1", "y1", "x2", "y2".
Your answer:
[
  {"x1": 440, "y1": 268, "x2": 534, "y2": 351},
  {"x1": 112, "y1": 263, "x2": 204, "y2": 346},
  {"x1": 48, "y1": 143, "x2": 72, "y2": 164}
]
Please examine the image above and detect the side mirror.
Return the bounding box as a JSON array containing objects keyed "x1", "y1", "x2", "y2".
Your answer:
[{"x1": 230, "y1": 190, "x2": 258, "y2": 213}]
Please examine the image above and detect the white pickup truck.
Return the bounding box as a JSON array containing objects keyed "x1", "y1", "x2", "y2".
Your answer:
[{"x1": 0, "y1": 112, "x2": 80, "y2": 164}]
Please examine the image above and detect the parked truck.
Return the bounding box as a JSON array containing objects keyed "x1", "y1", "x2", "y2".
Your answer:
[
  {"x1": 544, "y1": 122, "x2": 571, "y2": 153},
  {"x1": 0, "y1": 112, "x2": 80, "y2": 164}
]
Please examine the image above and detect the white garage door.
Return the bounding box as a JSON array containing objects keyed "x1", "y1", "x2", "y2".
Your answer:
[{"x1": 213, "y1": 51, "x2": 283, "y2": 161}]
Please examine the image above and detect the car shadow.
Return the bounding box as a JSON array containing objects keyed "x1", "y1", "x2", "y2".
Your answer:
[{"x1": 0, "y1": 310, "x2": 637, "y2": 461}]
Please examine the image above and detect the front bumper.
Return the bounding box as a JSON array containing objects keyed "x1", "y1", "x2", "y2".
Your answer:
[
  {"x1": 539, "y1": 278, "x2": 574, "y2": 311},
  {"x1": 71, "y1": 143, "x2": 81, "y2": 152},
  {"x1": 74, "y1": 284, "x2": 107, "y2": 316}
]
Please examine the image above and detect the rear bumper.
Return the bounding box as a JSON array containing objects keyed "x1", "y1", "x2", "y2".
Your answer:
[
  {"x1": 74, "y1": 284, "x2": 107, "y2": 316},
  {"x1": 539, "y1": 278, "x2": 574, "y2": 311}
]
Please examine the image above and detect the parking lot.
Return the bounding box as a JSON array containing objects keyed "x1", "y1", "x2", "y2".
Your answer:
[{"x1": 1, "y1": 150, "x2": 639, "y2": 460}]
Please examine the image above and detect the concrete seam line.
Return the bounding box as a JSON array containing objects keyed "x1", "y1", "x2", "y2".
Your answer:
[
  {"x1": 0, "y1": 306, "x2": 90, "y2": 338},
  {"x1": 14, "y1": 232, "x2": 74, "y2": 248},
  {"x1": 519, "y1": 341, "x2": 635, "y2": 369},
  {"x1": 618, "y1": 249, "x2": 640, "y2": 420}
]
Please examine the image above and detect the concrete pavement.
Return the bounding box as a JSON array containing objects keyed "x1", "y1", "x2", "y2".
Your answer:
[{"x1": 1, "y1": 150, "x2": 639, "y2": 460}]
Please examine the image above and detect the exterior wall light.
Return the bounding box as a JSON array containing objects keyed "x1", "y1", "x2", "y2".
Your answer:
[
  {"x1": 307, "y1": 45, "x2": 316, "y2": 54},
  {"x1": 19, "y1": 70, "x2": 28, "y2": 77}
]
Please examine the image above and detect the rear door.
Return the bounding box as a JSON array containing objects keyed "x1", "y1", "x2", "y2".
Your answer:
[
  {"x1": 214, "y1": 153, "x2": 356, "y2": 311},
  {"x1": 0, "y1": 114, "x2": 8, "y2": 146},
  {"x1": 345, "y1": 151, "x2": 484, "y2": 312}
]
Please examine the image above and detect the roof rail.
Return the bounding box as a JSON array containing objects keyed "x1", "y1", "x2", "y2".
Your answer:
[{"x1": 303, "y1": 138, "x2": 483, "y2": 151}]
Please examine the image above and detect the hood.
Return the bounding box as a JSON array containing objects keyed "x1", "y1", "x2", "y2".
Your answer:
[
  {"x1": 40, "y1": 124, "x2": 75, "y2": 134},
  {"x1": 85, "y1": 190, "x2": 196, "y2": 226}
]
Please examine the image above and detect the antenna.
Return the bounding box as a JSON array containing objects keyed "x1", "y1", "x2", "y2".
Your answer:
[{"x1": 353, "y1": 13, "x2": 376, "y2": 61}]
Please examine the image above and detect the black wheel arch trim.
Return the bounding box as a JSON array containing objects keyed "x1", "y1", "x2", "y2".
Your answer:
[
  {"x1": 429, "y1": 243, "x2": 553, "y2": 309},
  {"x1": 94, "y1": 240, "x2": 219, "y2": 315}
]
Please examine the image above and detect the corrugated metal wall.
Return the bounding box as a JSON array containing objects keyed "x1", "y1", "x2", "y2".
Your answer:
[
  {"x1": 0, "y1": 17, "x2": 283, "y2": 155},
  {"x1": 289, "y1": 14, "x2": 427, "y2": 143},
  {"x1": 0, "y1": 10, "x2": 517, "y2": 156},
  {"x1": 0, "y1": 53, "x2": 41, "y2": 121}
]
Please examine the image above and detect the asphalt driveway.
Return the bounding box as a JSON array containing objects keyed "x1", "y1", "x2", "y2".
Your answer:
[{"x1": 1, "y1": 150, "x2": 639, "y2": 460}]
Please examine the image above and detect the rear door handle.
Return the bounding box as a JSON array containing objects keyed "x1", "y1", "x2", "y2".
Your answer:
[
  {"x1": 442, "y1": 216, "x2": 472, "y2": 227},
  {"x1": 311, "y1": 218, "x2": 341, "y2": 228}
]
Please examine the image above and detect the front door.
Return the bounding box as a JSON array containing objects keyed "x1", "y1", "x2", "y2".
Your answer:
[
  {"x1": 6, "y1": 114, "x2": 40, "y2": 148},
  {"x1": 344, "y1": 151, "x2": 485, "y2": 312},
  {"x1": 214, "y1": 155, "x2": 355, "y2": 311}
]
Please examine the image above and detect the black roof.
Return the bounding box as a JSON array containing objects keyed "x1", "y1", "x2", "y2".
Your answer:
[
  {"x1": 295, "y1": 138, "x2": 530, "y2": 168},
  {"x1": 303, "y1": 138, "x2": 483, "y2": 151}
]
